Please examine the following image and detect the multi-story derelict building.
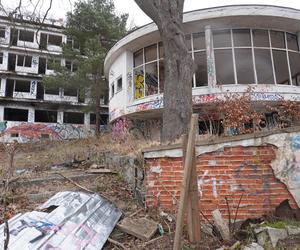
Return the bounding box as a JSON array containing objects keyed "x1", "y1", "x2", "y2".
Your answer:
[
  {"x1": 105, "y1": 5, "x2": 300, "y2": 138},
  {"x1": 0, "y1": 13, "x2": 108, "y2": 142}
]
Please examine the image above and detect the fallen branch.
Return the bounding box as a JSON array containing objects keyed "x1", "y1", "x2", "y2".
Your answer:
[
  {"x1": 128, "y1": 208, "x2": 143, "y2": 217},
  {"x1": 108, "y1": 237, "x2": 128, "y2": 250},
  {"x1": 144, "y1": 235, "x2": 164, "y2": 246}
]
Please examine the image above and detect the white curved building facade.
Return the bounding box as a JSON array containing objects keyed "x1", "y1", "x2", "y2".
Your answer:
[{"x1": 105, "y1": 5, "x2": 300, "y2": 137}]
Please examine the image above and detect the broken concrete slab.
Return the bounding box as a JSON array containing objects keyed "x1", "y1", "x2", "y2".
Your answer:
[
  {"x1": 242, "y1": 242, "x2": 264, "y2": 250},
  {"x1": 118, "y1": 217, "x2": 158, "y2": 241},
  {"x1": 266, "y1": 227, "x2": 288, "y2": 247},
  {"x1": 212, "y1": 209, "x2": 230, "y2": 241},
  {"x1": 286, "y1": 225, "x2": 300, "y2": 235}
]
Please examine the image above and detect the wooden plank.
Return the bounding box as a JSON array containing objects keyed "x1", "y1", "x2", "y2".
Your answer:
[{"x1": 173, "y1": 114, "x2": 199, "y2": 250}]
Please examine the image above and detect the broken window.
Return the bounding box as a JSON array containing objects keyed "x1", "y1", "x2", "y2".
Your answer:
[
  {"x1": 235, "y1": 48, "x2": 255, "y2": 84},
  {"x1": 63, "y1": 112, "x2": 84, "y2": 124},
  {"x1": 252, "y1": 29, "x2": 270, "y2": 47},
  {"x1": 35, "y1": 110, "x2": 57, "y2": 123},
  {"x1": 40, "y1": 33, "x2": 48, "y2": 49},
  {"x1": 0, "y1": 52, "x2": 3, "y2": 64},
  {"x1": 233, "y1": 29, "x2": 251, "y2": 47},
  {"x1": 48, "y1": 34, "x2": 62, "y2": 46},
  {"x1": 193, "y1": 32, "x2": 205, "y2": 51},
  {"x1": 117, "y1": 77, "x2": 122, "y2": 92},
  {"x1": 38, "y1": 57, "x2": 46, "y2": 74},
  {"x1": 213, "y1": 30, "x2": 232, "y2": 48},
  {"x1": 145, "y1": 62, "x2": 158, "y2": 96},
  {"x1": 19, "y1": 30, "x2": 34, "y2": 42},
  {"x1": 17, "y1": 55, "x2": 32, "y2": 67},
  {"x1": 254, "y1": 49, "x2": 274, "y2": 84},
  {"x1": 8, "y1": 53, "x2": 16, "y2": 71},
  {"x1": 14, "y1": 80, "x2": 30, "y2": 92},
  {"x1": 289, "y1": 52, "x2": 300, "y2": 86},
  {"x1": 10, "y1": 28, "x2": 18, "y2": 46},
  {"x1": 4, "y1": 108, "x2": 28, "y2": 121},
  {"x1": 36, "y1": 82, "x2": 44, "y2": 99},
  {"x1": 134, "y1": 67, "x2": 144, "y2": 99},
  {"x1": 194, "y1": 51, "x2": 208, "y2": 86},
  {"x1": 45, "y1": 87, "x2": 59, "y2": 95},
  {"x1": 64, "y1": 87, "x2": 77, "y2": 96},
  {"x1": 270, "y1": 31, "x2": 285, "y2": 49},
  {"x1": 286, "y1": 33, "x2": 299, "y2": 51},
  {"x1": 273, "y1": 50, "x2": 290, "y2": 84},
  {"x1": 215, "y1": 49, "x2": 235, "y2": 84},
  {"x1": 133, "y1": 49, "x2": 143, "y2": 67},
  {"x1": 5, "y1": 79, "x2": 14, "y2": 97},
  {"x1": 0, "y1": 27, "x2": 5, "y2": 38}
]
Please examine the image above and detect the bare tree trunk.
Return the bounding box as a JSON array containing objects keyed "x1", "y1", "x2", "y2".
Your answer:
[
  {"x1": 135, "y1": 0, "x2": 194, "y2": 142},
  {"x1": 95, "y1": 93, "x2": 101, "y2": 137}
]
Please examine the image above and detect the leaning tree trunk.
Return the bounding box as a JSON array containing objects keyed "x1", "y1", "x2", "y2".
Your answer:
[
  {"x1": 135, "y1": 0, "x2": 194, "y2": 142},
  {"x1": 95, "y1": 84, "x2": 101, "y2": 137}
]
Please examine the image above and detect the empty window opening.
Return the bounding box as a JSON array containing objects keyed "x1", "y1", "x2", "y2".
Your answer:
[
  {"x1": 10, "y1": 133, "x2": 19, "y2": 138},
  {"x1": 38, "y1": 57, "x2": 46, "y2": 74},
  {"x1": 19, "y1": 30, "x2": 34, "y2": 42},
  {"x1": 0, "y1": 52, "x2": 3, "y2": 64},
  {"x1": 35, "y1": 110, "x2": 57, "y2": 123},
  {"x1": 10, "y1": 28, "x2": 18, "y2": 46},
  {"x1": 4, "y1": 108, "x2": 28, "y2": 121},
  {"x1": 90, "y1": 113, "x2": 108, "y2": 125},
  {"x1": 0, "y1": 27, "x2": 5, "y2": 38},
  {"x1": 47, "y1": 58, "x2": 60, "y2": 70},
  {"x1": 48, "y1": 34, "x2": 62, "y2": 46},
  {"x1": 63, "y1": 112, "x2": 84, "y2": 124},
  {"x1": 5, "y1": 79, "x2": 14, "y2": 97},
  {"x1": 45, "y1": 87, "x2": 59, "y2": 95},
  {"x1": 17, "y1": 55, "x2": 32, "y2": 67},
  {"x1": 64, "y1": 87, "x2": 77, "y2": 96},
  {"x1": 8, "y1": 53, "x2": 16, "y2": 71},
  {"x1": 40, "y1": 33, "x2": 48, "y2": 50},
  {"x1": 65, "y1": 60, "x2": 72, "y2": 70},
  {"x1": 14, "y1": 80, "x2": 30, "y2": 92},
  {"x1": 117, "y1": 77, "x2": 122, "y2": 91},
  {"x1": 36, "y1": 82, "x2": 44, "y2": 100}
]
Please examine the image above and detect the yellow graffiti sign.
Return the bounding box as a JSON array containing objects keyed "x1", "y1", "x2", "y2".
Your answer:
[{"x1": 135, "y1": 73, "x2": 144, "y2": 99}]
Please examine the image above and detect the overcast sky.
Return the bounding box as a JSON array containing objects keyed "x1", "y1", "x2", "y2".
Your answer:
[{"x1": 2, "y1": 0, "x2": 300, "y2": 27}]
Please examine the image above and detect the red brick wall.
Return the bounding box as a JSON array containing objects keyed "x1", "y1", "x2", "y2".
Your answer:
[{"x1": 145, "y1": 145, "x2": 297, "y2": 220}]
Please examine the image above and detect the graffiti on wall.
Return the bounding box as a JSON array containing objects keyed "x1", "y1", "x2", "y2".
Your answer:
[
  {"x1": 111, "y1": 117, "x2": 129, "y2": 140},
  {"x1": 251, "y1": 92, "x2": 284, "y2": 101},
  {"x1": 0, "y1": 123, "x2": 94, "y2": 142},
  {"x1": 134, "y1": 71, "x2": 144, "y2": 99},
  {"x1": 0, "y1": 121, "x2": 7, "y2": 132}
]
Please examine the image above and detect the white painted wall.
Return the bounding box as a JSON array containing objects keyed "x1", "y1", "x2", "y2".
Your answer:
[
  {"x1": 0, "y1": 51, "x2": 8, "y2": 71},
  {"x1": 0, "y1": 78, "x2": 6, "y2": 97},
  {"x1": 0, "y1": 26, "x2": 10, "y2": 45}
]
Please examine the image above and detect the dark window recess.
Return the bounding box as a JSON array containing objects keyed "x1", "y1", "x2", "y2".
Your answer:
[
  {"x1": 17, "y1": 55, "x2": 32, "y2": 67},
  {"x1": 72, "y1": 63, "x2": 78, "y2": 72},
  {"x1": 73, "y1": 39, "x2": 80, "y2": 49},
  {"x1": 8, "y1": 53, "x2": 16, "y2": 71},
  {"x1": 287, "y1": 33, "x2": 299, "y2": 51},
  {"x1": 47, "y1": 59, "x2": 60, "y2": 70},
  {"x1": 45, "y1": 87, "x2": 59, "y2": 95},
  {"x1": 4, "y1": 108, "x2": 28, "y2": 121},
  {"x1": 65, "y1": 60, "x2": 72, "y2": 70},
  {"x1": 90, "y1": 113, "x2": 96, "y2": 124},
  {"x1": 133, "y1": 49, "x2": 143, "y2": 67},
  {"x1": 193, "y1": 32, "x2": 205, "y2": 51},
  {"x1": 194, "y1": 51, "x2": 207, "y2": 86},
  {"x1": 0, "y1": 27, "x2": 5, "y2": 38},
  {"x1": 15, "y1": 80, "x2": 31, "y2": 92},
  {"x1": 199, "y1": 120, "x2": 224, "y2": 135},
  {"x1": 90, "y1": 114, "x2": 108, "y2": 125},
  {"x1": 213, "y1": 30, "x2": 232, "y2": 48},
  {"x1": 254, "y1": 49, "x2": 274, "y2": 84},
  {"x1": 41, "y1": 134, "x2": 50, "y2": 139},
  {"x1": 10, "y1": 133, "x2": 19, "y2": 138},
  {"x1": 117, "y1": 77, "x2": 122, "y2": 91},
  {"x1": 19, "y1": 30, "x2": 34, "y2": 42},
  {"x1": 215, "y1": 49, "x2": 235, "y2": 84},
  {"x1": 145, "y1": 44, "x2": 157, "y2": 62},
  {"x1": 111, "y1": 84, "x2": 115, "y2": 97},
  {"x1": 252, "y1": 29, "x2": 270, "y2": 47},
  {"x1": 5, "y1": 79, "x2": 14, "y2": 97},
  {"x1": 40, "y1": 33, "x2": 48, "y2": 49},
  {"x1": 17, "y1": 55, "x2": 24, "y2": 66},
  {"x1": 38, "y1": 57, "x2": 46, "y2": 74},
  {"x1": 35, "y1": 110, "x2": 57, "y2": 123},
  {"x1": 66, "y1": 37, "x2": 73, "y2": 46},
  {"x1": 36, "y1": 82, "x2": 44, "y2": 100},
  {"x1": 273, "y1": 50, "x2": 290, "y2": 84},
  {"x1": 63, "y1": 112, "x2": 84, "y2": 124},
  {"x1": 48, "y1": 34, "x2": 62, "y2": 46},
  {"x1": 233, "y1": 29, "x2": 251, "y2": 47},
  {"x1": 0, "y1": 52, "x2": 3, "y2": 64},
  {"x1": 290, "y1": 52, "x2": 300, "y2": 86},
  {"x1": 10, "y1": 29, "x2": 18, "y2": 46},
  {"x1": 64, "y1": 87, "x2": 77, "y2": 96},
  {"x1": 24, "y1": 56, "x2": 32, "y2": 67},
  {"x1": 235, "y1": 48, "x2": 255, "y2": 84}
]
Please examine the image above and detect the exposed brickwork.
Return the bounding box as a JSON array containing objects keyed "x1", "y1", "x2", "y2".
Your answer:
[{"x1": 145, "y1": 145, "x2": 298, "y2": 220}]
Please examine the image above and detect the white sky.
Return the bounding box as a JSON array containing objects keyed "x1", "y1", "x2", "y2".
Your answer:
[{"x1": 2, "y1": 0, "x2": 300, "y2": 27}]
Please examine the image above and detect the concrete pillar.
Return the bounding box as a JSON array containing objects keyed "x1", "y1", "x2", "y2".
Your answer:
[
  {"x1": 205, "y1": 25, "x2": 216, "y2": 87},
  {"x1": 57, "y1": 111, "x2": 63, "y2": 124},
  {"x1": 84, "y1": 112, "x2": 90, "y2": 128},
  {"x1": 0, "y1": 106, "x2": 4, "y2": 121},
  {"x1": 0, "y1": 78, "x2": 6, "y2": 97},
  {"x1": 28, "y1": 108, "x2": 35, "y2": 122}
]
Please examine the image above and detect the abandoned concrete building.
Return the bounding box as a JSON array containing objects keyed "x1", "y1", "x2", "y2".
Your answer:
[
  {"x1": 0, "y1": 14, "x2": 108, "y2": 142},
  {"x1": 105, "y1": 5, "x2": 300, "y2": 138}
]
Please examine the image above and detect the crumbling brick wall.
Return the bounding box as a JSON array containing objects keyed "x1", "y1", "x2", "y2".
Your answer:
[{"x1": 145, "y1": 145, "x2": 297, "y2": 220}]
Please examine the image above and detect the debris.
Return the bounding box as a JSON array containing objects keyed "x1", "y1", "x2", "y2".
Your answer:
[
  {"x1": 86, "y1": 168, "x2": 117, "y2": 174},
  {"x1": 242, "y1": 242, "x2": 264, "y2": 250},
  {"x1": 90, "y1": 163, "x2": 104, "y2": 169},
  {"x1": 286, "y1": 225, "x2": 300, "y2": 235},
  {"x1": 128, "y1": 208, "x2": 143, "y2": 217},
  {"x1": 275, "y1": 199, "x2": 300, "y2": 220},
  {"x1": 267, "y1": 227, "x2": 288, "y2": 247},
  {"x1": 158, "y1": 223, "x2": 164, "y2": 235},
  {"x1": 0, "y1": 191, "x2": 122, "y2": 249},
  {"x1": 118, "y1": 217, "x2": 158, "y2": 241},
  {"x1": 108, "y1": 237, "x2": 128, "y2": 250},
  {"x1": 212, "y1": 209, "x2": 231, "y2": 241},
  {"x1": 144, "y1": 235, "x2": 165, "y2": 246},
  {"x1": 229, "y1": 241, "x2": 241, "y2": 250}
]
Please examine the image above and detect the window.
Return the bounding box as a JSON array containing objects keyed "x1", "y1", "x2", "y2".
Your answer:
[
  {"x1": 65, "y1": 60, "x2": 72, "y2": 70},
  {"x1": 270, "y1": 31, "x2": 285, "y2": 49},
  {"x1": 133, "y1": 49, "x2": 143, "y2": 67},
  {"x1": 193, "y1": 32, "x2": 205, "y2": 51},
  {"x1": 254, "y1": 49, "x2": 274, "y2": 84},
  {"x1": 0, "y1": 52, "x2": 3, "y2": 64},
  {"x1": 117, "y1": 77, "x2": 122, "y2": 92},
  {"x1": 63, "y1": 112, "x2": 84, "y2": 124},
  {"x1": 134, "y1": 67, "x2": 144, "y2": 99},
  {"x1": 273, "y1": 50, "x2": 290, "y2": 84},
  {"x1": 111, "y1": 83, "x2": 115, "y2": 97},
  {"x1": 64, "y1": 87, "x2": 77, "y2": 96},
  {"x1": 15, "y1": 80, "x2": 31, "y2": 92},
  {"x1": 17, "y1": 55, "x2": 32, "y2": 67},
  {"x1": 145, "y1": 62, "x2": 158, "y2": 96},
  {"x1": 194, "y1": 51, "x2": 207, "y2": 86},
  {"x1": 233, "y1": 29, "x2": 251, "y2": 47},
  {"x1": 235, "y1": 48, "x2": 255, "y2": 84},
  {"x1": 213, "y1": 30, "x2": 232, "y2": 48},
  {"x1": 19, "y1": 30, "x2": 34, "y2": 42},
  {"x1": 45, "y1": 87, "x2": 59, "y2": 95},
  {"x1": 47, "y1": 58, "x2": 60, "y2": 70},
  {"x1": 159, "y1": 60, "x2": 165, "y2": 92},
  {"x1": 287, "y1": 33, "x2": 299, "y2": 51},
  {"x1": 35, "y1": 110, "x2": 57, "y2": 123},
  {"x1": 90, "y1": 113, "x2": 108, "y2": 125},
  {"x1": 4, "y1": 108, "x2": 28, "y2": 121},
  {"x1": 0, "y1": 27, "x2": 5, "y2": 38},
  {"x1": 289, "y1": 52, "x2": 300, "y2": 86},
  {"x1": 215, "y1": 49, "x2": 235, "y2": 84},
  {"x1": 145, "y1": 44, "x2": 157, "y2": 62},
  {"x1": 252, "y1": 29, "x2": 270, "y2": 47},
  {"x1": 48, "y1": 34, "x2": 62, "y2": 46}
]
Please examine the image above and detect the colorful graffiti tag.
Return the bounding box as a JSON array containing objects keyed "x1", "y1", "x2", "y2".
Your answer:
[{"x1": 134, "y1": 71, "x2": 144, "y2": 99}]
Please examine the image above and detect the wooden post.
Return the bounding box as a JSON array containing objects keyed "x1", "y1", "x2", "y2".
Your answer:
[{"x1": 173, "y1": 114, "x2": 199, "y2": 250}]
